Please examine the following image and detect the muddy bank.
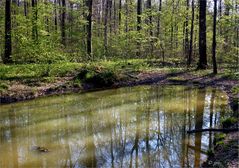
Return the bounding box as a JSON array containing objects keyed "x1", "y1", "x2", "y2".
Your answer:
[{"x1": 1, "y1": 71, "x2": 238, "y2": 109}]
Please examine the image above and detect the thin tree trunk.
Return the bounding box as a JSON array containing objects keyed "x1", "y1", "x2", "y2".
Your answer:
[
  {"x1": 125, "y1": 0, "x2": 129, "y2": 32},
  {"x1": 156, "y1": 0, "x2": 162, "y2": 37},
  {"x1": 86, "y1": 0, "x2": 93, "y2": 58},
  {"x1": 212, "y1": 0, "x2": 217, "y2": 74},
  {"x1": 136, "y1": 0, "x2": 142, "y2": 57},
  {"x1": 104, "y1": 0, "x2": 109, "y2": 57},
  {"x1": 119, "y1": 0, "x2": 122, "y2": 27},
  {"x1": 24, "y1": 0, "x2": 28, "y2": 16},
  {"x1": 61, "y1": 0, "x2": 66, "y2": 46},
  {"x1": 32, "y1": 0, "x2": 38, "y2": 42},
  {"x1": 188, "y1": 0, "x2": 195, "y2": 66},
  {"x1": 54, "y1": 0, "x2": 57, "y2": 31},
  {"x1": 147, "y1": 0, "x2": 153, "y2": 56},
  {"x1": 185, "y1": 0, "x2": 189, "y2": 59}
]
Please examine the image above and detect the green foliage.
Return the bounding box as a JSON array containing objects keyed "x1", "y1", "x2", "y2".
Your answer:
[
  {"x1": 221, "y1": 117, "x2": 238, "y2": 128},
  {"x1": 0, "y1": 82, "x2": 9, "y2": 92},
  {"x1": 206, "y1": 149, "x2": 215, "y2": 157},
  {"x1": 232, "y1": 85, "x2": 239, "y2": 95},
  {"x1": 214, "y1": 133, "x2": 226, "y2": 146},
  {"x1": 75, "y1": 64, "x2": 118, "y2": 87},
  {"x1": 0, "y1": 63, "x2": 82, "y2": 80}
]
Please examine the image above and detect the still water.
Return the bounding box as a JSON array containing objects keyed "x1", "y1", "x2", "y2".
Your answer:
[{"x1": 0, "y1": 85, "x2": 231, "y2": 168}]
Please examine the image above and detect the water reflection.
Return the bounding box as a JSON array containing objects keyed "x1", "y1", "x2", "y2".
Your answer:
[{"x1": 0, "y1": 85, "x2": 231, "y2": 168}]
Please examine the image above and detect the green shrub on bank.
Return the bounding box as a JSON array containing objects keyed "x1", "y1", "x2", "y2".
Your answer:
[
  {"x1": 75, "y1": 65, "x2": 118, "y2": 87},
  {"x1": 221, "y1": 117, "x2": 238, "y2": 128}
]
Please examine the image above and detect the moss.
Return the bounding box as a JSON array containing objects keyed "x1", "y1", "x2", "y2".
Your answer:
[{"x1": 221, "y1": 117, "x2": 238, "y2": 128}]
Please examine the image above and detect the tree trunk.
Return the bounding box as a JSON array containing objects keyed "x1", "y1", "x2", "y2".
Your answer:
[
  {"x1": 198, "y1": 0, "x2": 207, "y2": 69},
  {"x1": 4, "y1": 0, "x2": 12, "y2": 64},
  {"x1": 104, "y1": 0, "x2": 109, "y2": 56},
  {"x1": 119, "y1": 0, "x2": 122, "y2": 27},
  {"x1": 125, "y1": 0, "x2": 129, "y2": 32},
  {"x1": 156, "y1": 0, "x2": 162, "y2": 37},
  {"x1": 136, "y1": 0, "x2": 142, "y2": 57},
  {"x1": 24, "y1": 0, "x2": 28, "y2": 16},
  {"x1": 188, "y1": 0, "x2": 195, "y2": 66},
  {"x1": 54, "y1": 0, "x2": 57, "y2": 31},
  {"x1": 185, "y1": 0, "x2": 189, "y2": 59},
  {"x1": 32, "y1": 0, "x2": 38, "y2": 42},
  {"x1": 212, "y1": 0, "x2": 217, "y2": 74},
  {"x1": 61, "y1": 0, "x2": 66, "y2": 46},
  {"x1": 86, "y1": 0, "x2": 93, "y2": 58},
  {"x1": 147, "y1": 0, "x2": 153, "y2": 56}
]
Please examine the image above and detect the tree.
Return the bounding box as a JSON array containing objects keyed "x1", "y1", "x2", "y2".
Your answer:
[
  {"x1": 212, "y1": 0, "x2": 218, "y2": 74},
  {"x1": 104, "y1": 0, "x2": 109, "y2": 56},
  {"x1": 4, "y1": 0, "x2": 12, "y2": 64},
  {"x1": 136, "y1": 0, "x2": 142, "y2": 57},
  {"x1": 61, "y1": 0, "x2": 66, "y2": 46},
  {"x1": 188, "y1": 0, "x2": 195, "y2": 66},
  {"x1": 86, "y1": 0, "x2": 93, "y2": 58},
  {"x1": 32, "y1": 0, "x2": 38, "y2": 42},
  {"x1": 185, "y1": 0, "x2": 189, "y2": 59},
  {"x1": 119, "y1": 0, "x2": 122, "y2": 27},
  {"x1": 146, "y1": 0, "x2": 153, "y2": 55},
  {"x1": 198, "y1": 0, "x2": 207, "y2": 69}
]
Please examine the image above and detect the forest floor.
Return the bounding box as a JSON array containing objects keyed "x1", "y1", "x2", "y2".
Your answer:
[{"x1": 0, "y1": 59, "x2": 238, "y2": 167}]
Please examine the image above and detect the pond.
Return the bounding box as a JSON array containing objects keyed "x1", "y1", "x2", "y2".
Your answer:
[{"x1": 0, "y1": 85, "x2": 231, "y2": 168}]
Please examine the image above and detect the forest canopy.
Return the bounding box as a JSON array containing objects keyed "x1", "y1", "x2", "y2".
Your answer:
[{"x1": 0, "y1": 0, "x2": 238, "y2": 68}]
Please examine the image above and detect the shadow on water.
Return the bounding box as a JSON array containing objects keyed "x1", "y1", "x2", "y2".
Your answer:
[{"x1": 0, "y1": 85, "x2": 232, "y2": 168}]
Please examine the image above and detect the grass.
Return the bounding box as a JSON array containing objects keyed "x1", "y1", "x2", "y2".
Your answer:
[
  {"x1": 0, "y1": 59, "x2": 237, "y2": 90},
  {"x1": 0, "y1": 62, "x2": 83, "y2": 80}
]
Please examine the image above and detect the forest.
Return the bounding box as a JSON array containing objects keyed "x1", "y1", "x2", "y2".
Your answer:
[{"x1": 0, "y1": 0, "x2": 238, "y2": 167}]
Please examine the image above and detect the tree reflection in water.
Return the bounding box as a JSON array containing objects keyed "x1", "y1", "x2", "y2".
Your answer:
[{"x1": 0, "y1": 86, "x2": 232, "y2": 168}]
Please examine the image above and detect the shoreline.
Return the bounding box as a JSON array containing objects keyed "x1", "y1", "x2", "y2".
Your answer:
[
  {"x1": 0, "y1": 70, "x2": 238, "y2": 167},
  {"x1": 1, "y1": 71, "x2": 238, "y2": 110}
]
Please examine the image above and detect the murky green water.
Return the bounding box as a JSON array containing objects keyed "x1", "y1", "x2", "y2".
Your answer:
[{"x1": 0, "y1": 85, "x2": 231, "y2": 168}]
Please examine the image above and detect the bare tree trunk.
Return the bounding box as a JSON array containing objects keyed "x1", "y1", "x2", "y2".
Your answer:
[
  {"x1": 125, "y1": 0, "x2": 129, "y2": 32},
  {"x1": 24, "y1": 0, "x2": 28, "y2": 16},
  {"x1": 188, "y1": 0, "x2": 195, "y2": 66},
  {"x1": 198, "y1": 0, "x2": 207, "y2": 69},
  {"x1": 86, "y1": 0, "x2": 93, "y2": 58},
  {"x1": 185, "y1": 0, "x2": 189, "y2": 59},
  {"x1": 104, "y1": 0, "x2": 109, "y2": 57},
  {"x1": 61, "y1": 0, "x2": 66, "y2": 46},
  {"x1": 136, "y1": 0, "x2": 142, "y2": 57},
  {"x1": 32, "y1": 0, "x2": 38, "y2": 42},
  {"x1": 113, "y1": 0, "x2": 116, "y2": 32},
  {"x1": 212, "y1": 0, "x2": 217, "y2": 74},
  {"x1": 4, "y1": 0, "x2": 12, "y2": 64},
  {"x1": 54, "y1": 0, "x2": 57, "y2": 31},
  {"x1": 147, "y1": 0, "x2": 153, "y2": 56},
  {"x1": 119, "y1": 0, "x2": 122, "y2": 27}
]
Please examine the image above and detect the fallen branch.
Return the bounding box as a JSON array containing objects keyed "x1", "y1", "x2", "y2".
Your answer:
[{"x1": 187, "y1": 128, "x2": 238, "y2": 134}]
